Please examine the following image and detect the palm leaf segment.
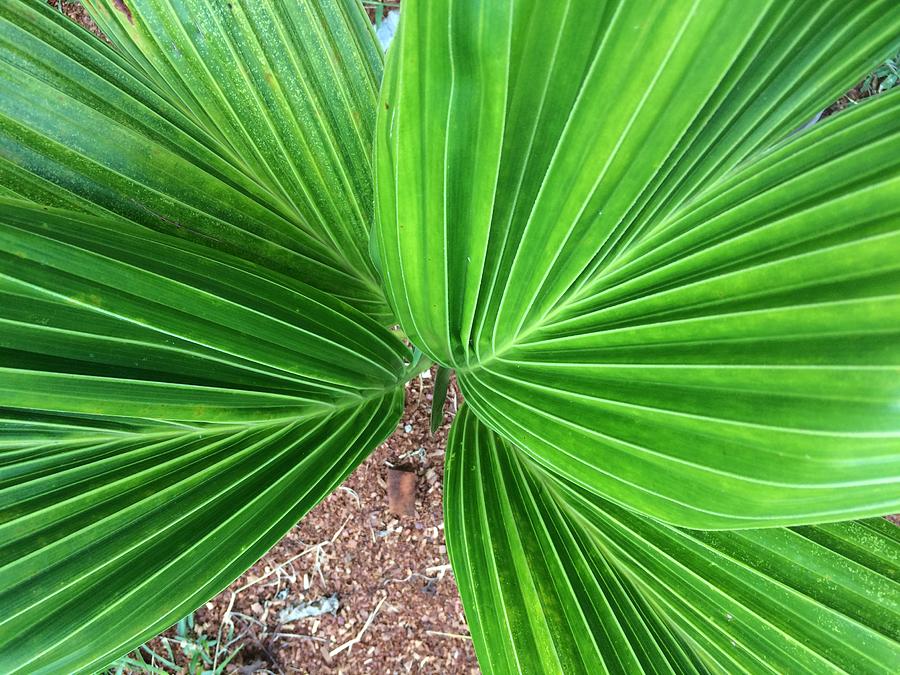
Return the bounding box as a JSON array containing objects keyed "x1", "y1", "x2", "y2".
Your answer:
[
  {"x1": 0, "y1": 2, "x2": 409, "y2": 672},
  {"x1": 375, "y1": 0, "x2": 900, "y2": 529},
  {"x1": 0, "y1": 0, "x2": 389, "y2": 320},
  {"x1": 447, "y1": 408, "x2": 900, "y2": 674},
  {"x1": 378, "y1": 2, "x2": 900, "y2": 671},
  {"x1": 0, "y1": 201, "x2": 409, "y2": 673}
]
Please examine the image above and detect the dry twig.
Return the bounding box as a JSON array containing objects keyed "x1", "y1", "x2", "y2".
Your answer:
[
  {"x1": 329, "y1": 595, "x2": 387, "y2": 657},
  {"x1": 425, "y1": 630, "x2": 472, "y2": 641}
]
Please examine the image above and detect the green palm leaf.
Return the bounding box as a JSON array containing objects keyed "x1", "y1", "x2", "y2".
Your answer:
[
  {"x1": 446, "y1": 407, "x2": 900, "y2": 674},
  {"x1": 0, "y1": 200, "x2": 409, "y2": 673},
  {"x1": 2, "y1": 0, "x2": 899, "y2": 672},
  {"x1": 0, "y1": 0, "x2": 389, "y2": 320},
  {"x1": 81, "y1": 0, "x2": 383, "y2": 283},
  {"x1": 375, "y1": 0, "x2": 900, "y2": 528}
]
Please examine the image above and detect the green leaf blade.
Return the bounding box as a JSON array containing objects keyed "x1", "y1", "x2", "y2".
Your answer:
[
  {"x1": 81, "y1": 0, "x2": 384, "y2": 284},
  {"x1": 429, "y1": 365, "x2": 451, "y2": 433},
  {"x1": 0, "y1": 202, "x2": 409, "y2": 672},
  {"x1": 378, "y1": 0, "x2": 900, "y2": 527},
  {"x1": 0, "y1": 393, "x2": 401, "y2": 674},
  {"x1": 0, "y1": 0, "x2": 390, "y2": 320},
  {"x1": 445, "y1": 408, "x2": 900, "y2": 675}
]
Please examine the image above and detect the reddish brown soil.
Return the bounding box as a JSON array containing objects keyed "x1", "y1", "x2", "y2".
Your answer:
[{"x1": 49, "y1": 0, "x2": 109, "y2": 42}]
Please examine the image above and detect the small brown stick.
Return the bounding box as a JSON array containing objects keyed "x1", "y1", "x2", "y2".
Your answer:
[
  {"x1": 230, "y1": 612, "x2": 266, "y2": 629},
  {"x1": 425, "y1": 630, "x2": 472, "y2": 640}
]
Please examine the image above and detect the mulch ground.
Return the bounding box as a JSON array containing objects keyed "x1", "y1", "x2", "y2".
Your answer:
[{"x1": 49, "y1": 0, "x2": 109, "y2": 41}]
